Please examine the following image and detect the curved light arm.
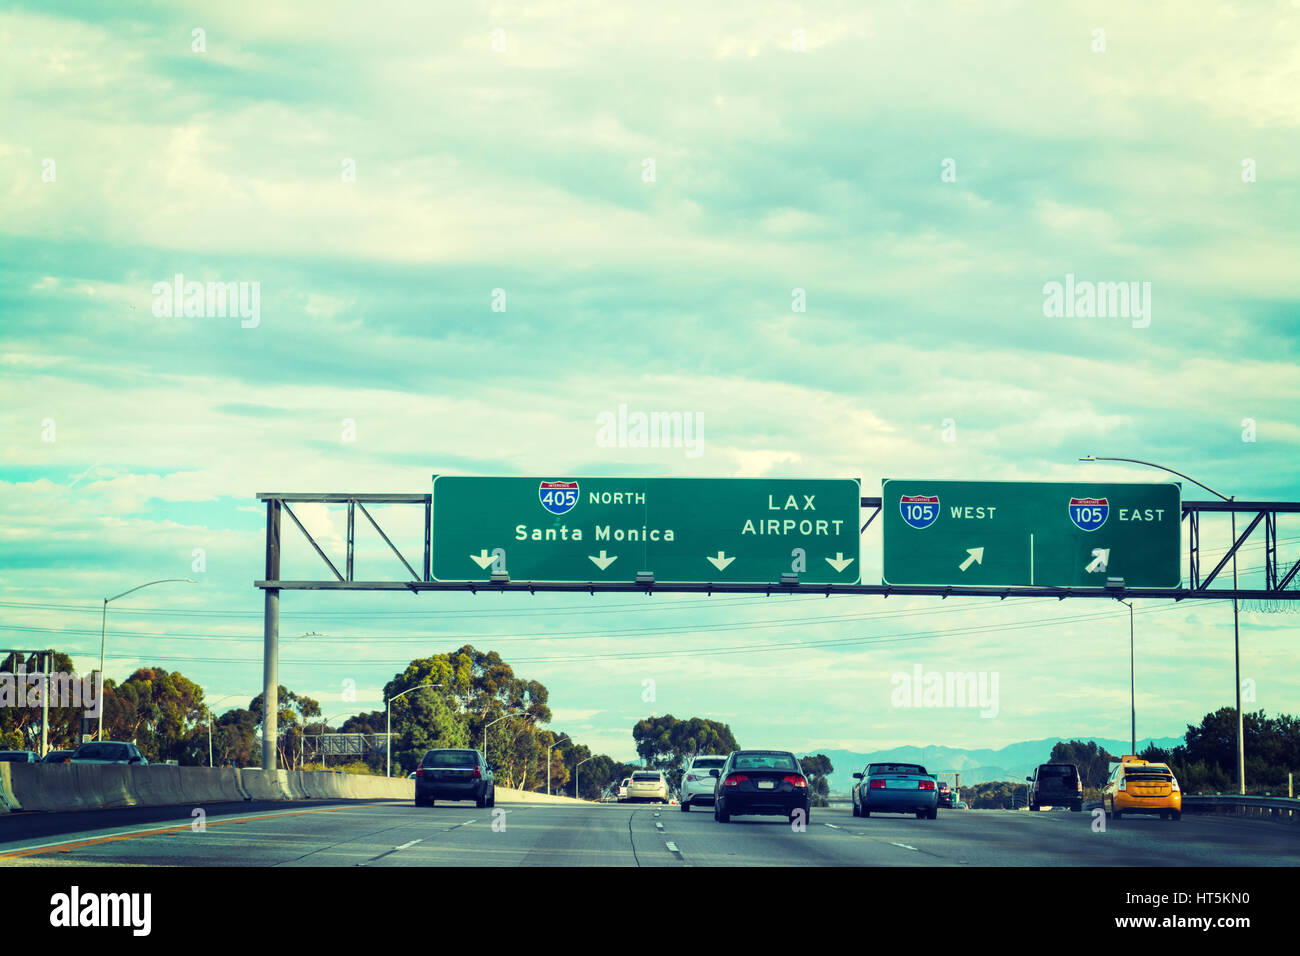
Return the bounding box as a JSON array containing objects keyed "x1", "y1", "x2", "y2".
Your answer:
[
  {"x1": 106, "y1": 578, "x2": 196, "y2": 604},
  {"x1": 387, "y1": 682, "x2": 442, "y2": 707},
  {"x1": 1078, "y1": 456, "x2": 1229, "y2": 501}
]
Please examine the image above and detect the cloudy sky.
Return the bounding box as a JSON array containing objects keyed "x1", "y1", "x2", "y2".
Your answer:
[{"x1": 2, "y1": 1, "x2": 1298, "y2": 762}]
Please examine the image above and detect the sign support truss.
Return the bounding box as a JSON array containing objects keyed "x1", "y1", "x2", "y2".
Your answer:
[{"x1": 251, "y1": 492, "x2": 1300, "y2": 770}]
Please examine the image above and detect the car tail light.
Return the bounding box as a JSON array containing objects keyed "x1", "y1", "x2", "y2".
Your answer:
[
  {"x1": 685, "y1": 774, "x2": 698, "y2": 782},
  {"x1": 1170, "y1": 778, "x2": 1180, "y2": 792},
  {"x1": 869, "y1": 778, "x2": 886, "y2": 789},
  {"x1": 782, "y1": 775, "x2": 807, "y2": 788},
  {"x1": 415, "y1": 767, "x2": 425, "y2": 777},
  {"x1": 918, "y1": 780, "x2": 935, "y2": 791},
  {"x1": 471, "y1": 766, "x2": 482, "y2": 779},
  {"x1": 1118, "y1": 777, "x2": 1126, "y2": 791},
  {"x1": 723, "y1": 774, "x2": 748, "y2": 787}
]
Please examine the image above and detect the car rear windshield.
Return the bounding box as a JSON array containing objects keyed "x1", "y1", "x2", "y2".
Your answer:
[
  {"x1": 76, "y1": 744, "x2": 129, "y2": 760},
  {"x1": 421, "y1": 750, "x2": 479, "y2": 767},
  {"x1": 868, "y1": 764, "x2": 928, "y2": 775},
  {"x1": 1125, "y1": 766, "x2": 1174, "y2": 779},
  {"x1": 691, "y1": 757, "x2": 725, "y2": 769},
  {"x1": 0, "y1": 752, "x2": 30, "y2": 762},
  {"x1": 732, "y1": 752, "x2": 798, "y2": 771},
  {"x1": 1039, "y1": 765, "x2": 1078, "y2": 777},
  {"x1": 631, "y1": 773, "x2": 661, "y2": 781}
]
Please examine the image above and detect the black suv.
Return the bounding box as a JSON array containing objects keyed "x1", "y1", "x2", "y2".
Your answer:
[
  {"x1": 1026, "y1": 763, "x2": 1083, "y2": 811},
  {"x1": 414, "y1": 749, "x2": 495, "y2": 808}
]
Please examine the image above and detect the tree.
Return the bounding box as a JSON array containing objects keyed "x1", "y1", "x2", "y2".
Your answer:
[
  {"x1": 1, "y1": 650, "x2": 86, "y2": 752},
  {"x1": 632, "y1": 715, "x2": 739, "y2": 787},
  {"x1": 1048, "y1": 739, "x2": 1118, "y2": 790},
  {"x1": 250, "y1": 686, "x2": 322, "y2": 769},
  {"x1": 800, "y1": 754, "x2": 834, "y2": 806}
]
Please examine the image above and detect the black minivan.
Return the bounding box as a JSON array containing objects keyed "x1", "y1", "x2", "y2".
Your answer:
[
  {"x1": 1026, "y1": 763, "x2": 1083, "y2": 811},
  {"x1": 414, "y1": 749, "x2": 495, "y2": 808}
]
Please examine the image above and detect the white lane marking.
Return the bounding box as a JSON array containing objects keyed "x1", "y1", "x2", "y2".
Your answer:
[
  {"x1": 462, "y1": 819, "x2": 477, "y2": 825},
  {"x1": 824, "y1": 823, "x2": 841, "y2": 829},
  {"x1": 394, "y1": 839, "x2": 423, "y2": 850},
  {"x1": 665, "y1": 841, "x2": 679, "y2": 852},
  {"x1": 889, "y1": 841, "x2": 918, "y2": 851},
  {"x1": 655, "y1": 822, "x2": 664, "y2": 830}
]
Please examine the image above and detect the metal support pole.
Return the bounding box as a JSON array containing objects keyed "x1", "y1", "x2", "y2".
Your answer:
[
  {"x1": 262, "y1": 588, "x2": 279, "y2": 770},
  {"x1": 40, "y1": 652, "x2": 50, "y2": 757},
  {"x1": 262, "y1": 498, "x2": 281, "y2": 771},
  {"x1": 98, "y1": 600, "x2": 107, "y2": 741},
  {"x1": 386, "y1": 699, "x2": 392, "y2": 778},
  {"x1": 1124, "y1": 600, "x2": 1135, "y2": 755},
  {"x1": 1232, "y1": 504, "x2": 1245, "y2": 795}
]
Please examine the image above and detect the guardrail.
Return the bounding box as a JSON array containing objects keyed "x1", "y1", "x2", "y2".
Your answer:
[{"x1": 1183, "y1": 794, "x2": 1299, "y2": 815}]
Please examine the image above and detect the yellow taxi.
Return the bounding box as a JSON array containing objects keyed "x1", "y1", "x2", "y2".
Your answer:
[{"x1": 1103, "y1": 755, "x2": 1181, "y2": 821}]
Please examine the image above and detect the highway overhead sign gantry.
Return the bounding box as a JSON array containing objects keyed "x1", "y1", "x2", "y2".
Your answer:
[
  {"x1": 882, "y1": 479, "x2": 1181, "y2": 588},
  {"x1": 431, "y1": 476, "x2": 861, "y2": 584}
]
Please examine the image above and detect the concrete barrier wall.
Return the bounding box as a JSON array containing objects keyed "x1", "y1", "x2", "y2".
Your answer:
[
  {"x1": 180, "y1": 766, "x2": 246, "y2": 804},
  {"x1": 237, "y1": 768, "x2": 293, "y2": 801},
  {"x1": 6, "y1": 764, "x2": 417, "y2": 814},
  {"x1": 0, "y1": 763, "x2": 16, "y2": 812}
]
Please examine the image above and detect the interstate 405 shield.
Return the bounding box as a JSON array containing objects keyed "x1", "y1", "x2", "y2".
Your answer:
[
  {"x1": 431, "y1": 476, "x2": 861, "y2": 583},
  {"x1": 883, "y1": 479, "x2": 1181, "y2": 588}
]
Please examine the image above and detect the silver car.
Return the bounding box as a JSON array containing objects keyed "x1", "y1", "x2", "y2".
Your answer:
[
  {"x1": 625, "y1": 770, "x2": 669, "y2": 803},
  {"x1": 679, "y1": 754, "x2": 726, "y2": 811}
]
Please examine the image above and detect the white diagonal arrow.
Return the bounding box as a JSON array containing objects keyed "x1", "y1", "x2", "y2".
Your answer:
[
  {"x1": 469, "y1": 549, "x2": 495, "y2": 570},
  {"x1": 588, "y1": 550, "x2": 617, "y2": 571},
  {"x1": 706, "y1": 551, "x2": 735, "y2": 571},
  {"x1": 1086, "y1": 548, "x2": 1109, "y2": 573},
  {"x1": 959, "y1": 547, "x2": 984, "y2": 572},
  {"x1": 825, "y1": 552, "x2": 855, "y2": 573}
]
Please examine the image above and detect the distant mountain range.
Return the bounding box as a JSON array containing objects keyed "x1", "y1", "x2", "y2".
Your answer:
[{"x1": 799, "y1": 736, "x2": 1184, "y2": 793}]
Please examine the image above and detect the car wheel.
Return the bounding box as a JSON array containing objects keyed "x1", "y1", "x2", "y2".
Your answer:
[
  {"x1": 1030, "y1": 802, "x2": 1039, "y2": 811},
  {"x1": 1171, "y1": 810, "x2": 1181, "y2": 821},
  {"x1": 929, "y1": 807, "x2": 938, "y2": 820},
  {"x1": 915, "y1": 811, "x2": 926, "y2": 819},
  {"x1": 475, "y1": 791, "x2": 487, "y2": 809},
  {"x1": 851, "y1": 799, "x2": 860, "y2": 817},
  {"x1": 488, "y1": 787, "x2": 495, "y2": 808},
  {"x1": 861, "y1": 809, "x2": 870, "y2": 817},
  {"x1": 1113, "y1": 808, "x2": 1123, "y2": 820},
  {"x1": 715, "y1": 801, "x2": 730, "y2": 823},
  {"x1": 681, "y1": 799, "x2": 690, "y2": 812},
  {"x1": 1071, "y1": 803, "x2": 1082, "y2": 812}
]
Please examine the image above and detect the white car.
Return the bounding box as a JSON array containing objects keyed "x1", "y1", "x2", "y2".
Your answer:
[
  {"x1": 617, "y1": 777, "x2": 631, "y2": 800},
  {"x1": 625, "y1": 771, "x2": 669, "y2": 803},
  {"x1": 679, "y1": 754, "x2": 726, "y2": 811}
]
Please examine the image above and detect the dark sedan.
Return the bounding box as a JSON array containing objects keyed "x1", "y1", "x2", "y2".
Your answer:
[
  {"x1": 712, "y1": 750, "x2": 811, "y2": 824},
  {"x1": 852, "y1": 762, "x2": 939, "y2": 819},
  {"x1": 414, "y1": 748, "x2": 495, "y2": 808}
]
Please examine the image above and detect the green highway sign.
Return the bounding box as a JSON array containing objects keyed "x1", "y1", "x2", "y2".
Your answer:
[
  {"x1": 882, "y1": 479, "x2": 1181, "y2": 588},
  {"x1": 431, "y1": 476, "x2": 861, "y2": 584}
]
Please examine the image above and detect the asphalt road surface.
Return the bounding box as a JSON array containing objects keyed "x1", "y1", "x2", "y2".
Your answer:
[{"x1": 2, "y1": 801, "x2": 1296, "y2": 867}]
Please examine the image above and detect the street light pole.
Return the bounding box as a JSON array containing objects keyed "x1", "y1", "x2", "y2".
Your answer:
[
  {"x1": 547, "y1": 734, "x2": 570, "y2": 796},
  {"x1": 98, "y1": 578, "x2": 195, "y2": 742},
  {"x1": 1081, "y1": 455, "x2": 1245, "y2": 794},
  {"x1": 386, "y1": 684, "x2": 442, "y2": 778}
]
